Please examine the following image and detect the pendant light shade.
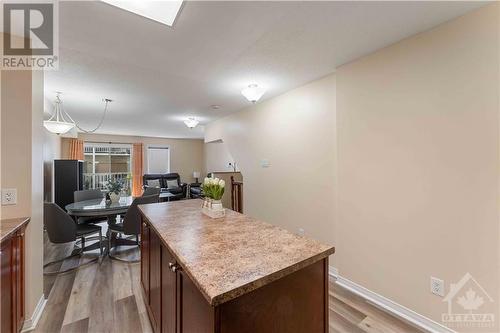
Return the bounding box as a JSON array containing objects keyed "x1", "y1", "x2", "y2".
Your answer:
[
  {"x1": 241, "y1": 84, "x2": 265, "y2": 103},
  {"x1": 43, "y1": 120, "x2": 75, "y2": 135},
  {"x1": 43, "y1": 93, "x2": 75, "y2": 134}
]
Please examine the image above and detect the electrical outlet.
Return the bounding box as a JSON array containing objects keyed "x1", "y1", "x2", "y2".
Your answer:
[
  {"x1": 2, "y1": 188, "x2": 17, "y2": 205},
  {"x1": 260, "y1": 159, "x2": 270, "y2": 168},
  {"x1": 430, "y1": 277, "x2": 445, "y2": 297}
]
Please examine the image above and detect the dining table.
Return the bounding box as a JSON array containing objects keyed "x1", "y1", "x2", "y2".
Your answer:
[
  {"x1": 65, "y1": 196, "x2": 134, "y2": 217},
  {"x1": 65, "y1": 196, "x2": 135, "y2": 252}
]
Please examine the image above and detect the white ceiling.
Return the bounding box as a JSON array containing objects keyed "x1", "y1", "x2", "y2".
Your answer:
[{"x1": 45, "y1": 1, "x2": 487, "y2": 139}]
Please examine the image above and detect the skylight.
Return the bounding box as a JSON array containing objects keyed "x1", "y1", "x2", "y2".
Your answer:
[{"x1": 102, "y1": 0, "x2": 183, "y2": 27}]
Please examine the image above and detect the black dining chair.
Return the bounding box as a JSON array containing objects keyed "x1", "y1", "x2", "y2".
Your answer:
[
  {"x1": 73, "y1": 189, "x2": 107, "y2": 225},
  {"x1": 108, "y1": 194, "x2": 159, "y2": 262},
  {"x1": 74, "y1": 189, "x2": 103, "y2": 202},
  {"x1": 44, "y1": 202, "x2": 104, "y2": 275}
]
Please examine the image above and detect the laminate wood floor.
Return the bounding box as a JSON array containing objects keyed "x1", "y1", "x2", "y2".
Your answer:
[
  {"x1": 328, "y1": 282, "x2": 424, "y2": 333},
  {"x1": 38, "y1": 230, "x2": 424, "y2": 333}
]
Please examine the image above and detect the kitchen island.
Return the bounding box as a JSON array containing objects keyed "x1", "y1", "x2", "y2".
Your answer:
[{"x1": 138, "y1": 199, "x2": 334, "y2": 333}]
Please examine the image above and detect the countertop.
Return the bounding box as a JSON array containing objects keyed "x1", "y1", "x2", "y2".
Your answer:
[
  {"x1": 139, "y1": 199, "x2": 335, "y2": 306},
  {"x1": 1, "y1": 217, "x2": 30, "y2": 242}
]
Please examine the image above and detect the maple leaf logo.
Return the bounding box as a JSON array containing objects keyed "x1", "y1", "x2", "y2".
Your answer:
[{"x1": 457, "y1": 288, "x2": 484, "y2": 312}]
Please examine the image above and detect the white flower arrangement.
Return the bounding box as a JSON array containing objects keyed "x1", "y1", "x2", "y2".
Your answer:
[{"x1": 202, "y1": 177, "x2": 225, "y2": 200}]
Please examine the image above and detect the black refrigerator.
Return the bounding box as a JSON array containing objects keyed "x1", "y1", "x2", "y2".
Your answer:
[{"x1": 54, "y1": 159, "x2": 84, "y2": 209}]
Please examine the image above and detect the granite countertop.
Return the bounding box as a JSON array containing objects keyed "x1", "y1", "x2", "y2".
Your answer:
[
  {"x1": 1, "y1": 217, "x2": 30, "y2": 242},
  {"x1": 139, "y1": 199, "x2": 335, "y2": 306}
]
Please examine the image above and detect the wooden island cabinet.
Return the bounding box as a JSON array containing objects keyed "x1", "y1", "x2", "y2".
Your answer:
[
  {"x1": 139, "y1": 200, "x2": 334, "y2": 333},
  {"x1": 1, "y1": 218, "x2": 29, "y2": 333}
]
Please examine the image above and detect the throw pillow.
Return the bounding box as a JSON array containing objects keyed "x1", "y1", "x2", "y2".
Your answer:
[
  {"x1": 147, "y1": 179, "x2": 161, "y2": 188},
  {"x1": 166, "y1": 179, "x2": 178, "y2": 189}
]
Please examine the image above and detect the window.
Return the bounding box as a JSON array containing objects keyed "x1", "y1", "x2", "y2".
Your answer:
[
  {"x1": 147, "y1": 146, "x2": 170, "y2": 174},
  {"x1": 83, "y1": 143, "x2": 132, "y2": 191}
]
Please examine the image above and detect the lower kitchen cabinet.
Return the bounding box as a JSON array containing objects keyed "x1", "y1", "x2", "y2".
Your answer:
[
  {"x1": 1, "y1": 224, "x2": 27, "y2": 333},
  {"x1": 142, "y1": 223, "x2": 214, "y2": 333},
  {"x1": 149, "y1": 227, "x2": 162, "y2": 333},
  {"x1": 177, "y1": 269, "x2": 215, "y2": 333},
  {"x1": 140, "y1": 220, "x2": 150, "y2": 302},
  {"x1": 161, "y1": 246, "x2": 176, "y2": 333}
]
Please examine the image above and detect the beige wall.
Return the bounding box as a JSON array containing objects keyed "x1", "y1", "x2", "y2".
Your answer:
[
  {"x1": 43, "y1": 131, "x2": 61, "y2": 202},
  {"x1": 204, "y1": 140, "x2": 238, "y2": 173},
  {"x1": 1, "y1": 70, "x2": 32, "y2": 218},
  {"x1": 1, "y1": 65, "x2": 45, "y2": 323},
  {"x1": 205, "y1": 4, "x2": 499, "y2": 329},
  {"x1": 30, "y1": 70, "x2": 45, "y2": 323},
  {"x1": 336, "y1": 4, "x2": 499, "y2": 329},
  {"x1": 63, "y1": 133, "x2": 205, "y2": 184},
  {"x1": 205, "y1": 74, "x2": 337, "y2": 251}
]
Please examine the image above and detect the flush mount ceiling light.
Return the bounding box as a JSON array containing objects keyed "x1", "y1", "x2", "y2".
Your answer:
[
  {"x1": 44, "y1": 92, "x2": 112, "y2": 135},
  {"x1": 102, "y1": 0, "x2": 183, "y2": 27},
  {"x1": 184, "y1": 117, "x2": 199, "y2": 129},
  {"x1": 241, "y1": 84, "x2": 266, "y2": 103}
]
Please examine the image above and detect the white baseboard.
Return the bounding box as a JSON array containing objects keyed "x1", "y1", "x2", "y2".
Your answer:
[
  {"x1": 329, "y1": 268, "x2": 456, "y2": 333},
  {"x1": 329, "y1": 266, "x2": 339, "y2": 278},
  {"x1": 21, "y1": 295, "x2": 47, "y2": 332}
]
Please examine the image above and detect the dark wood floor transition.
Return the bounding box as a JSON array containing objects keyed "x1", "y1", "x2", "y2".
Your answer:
[{"x1": 38, "y1": 232, "x2": 424, "y2": 333}]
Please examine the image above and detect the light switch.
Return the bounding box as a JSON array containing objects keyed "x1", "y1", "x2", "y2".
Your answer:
[{"x1": 2, "y1": 188, "x2": 17, "y2": 205}]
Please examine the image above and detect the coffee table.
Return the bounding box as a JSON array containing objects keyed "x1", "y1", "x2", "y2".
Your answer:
[{"x1": 159, "y1": 191, "x2": 176, "y2": 202}]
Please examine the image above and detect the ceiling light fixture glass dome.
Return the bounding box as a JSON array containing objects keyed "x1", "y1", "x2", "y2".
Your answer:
[
  {"x1": 241, "y1": 84, "x2": 266, "y2": 103},
  {"x1": 184, "y1": 117, "x2": 199, "y2": 128}
]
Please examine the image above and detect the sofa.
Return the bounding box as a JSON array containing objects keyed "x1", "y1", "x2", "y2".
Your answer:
[
  {"x1": 143, "y1": 173, "x2": 187, "y2": 200},
  {"x1": 189, "y1": 182, "x2": 203, "y2": 198},
  {"x1": 189, "y1": 172, "x2": 213, "y2": 198}
]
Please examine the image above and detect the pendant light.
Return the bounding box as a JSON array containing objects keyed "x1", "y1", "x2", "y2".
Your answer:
[
  {"x1": 44, "y1": 92, "x2": 112, "y2": 135},
  {"x1": 43, "y1": 93, "x2": 75, "y2": 134}
]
